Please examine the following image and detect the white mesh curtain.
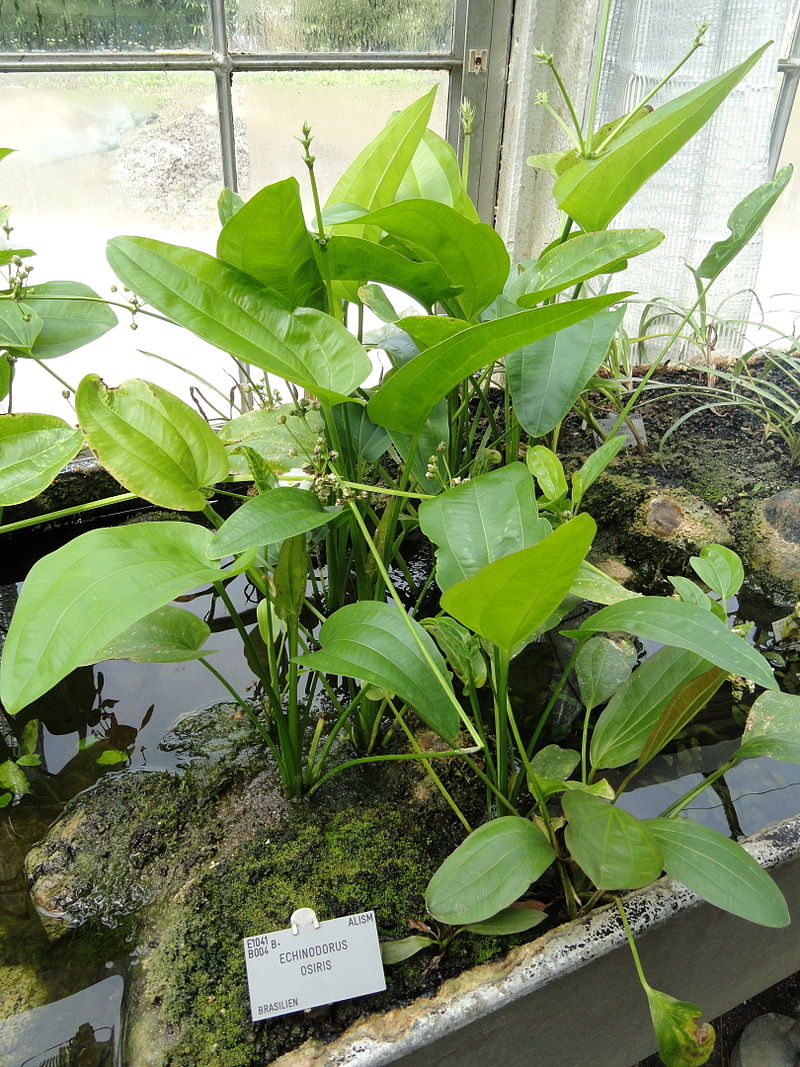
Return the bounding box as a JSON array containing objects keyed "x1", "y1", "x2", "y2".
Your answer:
[{"x1": 595, "y1": 1, "x2": 791, "y2": 356}]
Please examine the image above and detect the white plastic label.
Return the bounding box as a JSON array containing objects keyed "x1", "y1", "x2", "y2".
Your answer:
[{"x1": 243, "y1": 911, "x2": 386, "y2": 1021}]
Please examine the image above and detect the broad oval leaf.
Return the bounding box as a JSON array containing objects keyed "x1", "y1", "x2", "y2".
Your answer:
[
  {"x1": 689, "y1": 543, "x2": 744, "y2": 602},
  {"x1": 425, "y1": 817, "x2": 555, "y2": 925},
  {"x1": 590, "y1": 647, "x2": 711, "y2": 770},
  {"x1": 525, "y1": 446, "x2": 568, "y2": 502},
  {"x1": 419, "y1": 462, "x2": 547, "y2": 591},
  {"x1": 0, "y1": 522, "x2": 251, "y2": 714},
  {"x1": 420, "y1": 616, "x2": 487, "y2": 689},
  {"x1": 516, "y1": 229, "x2": 663, "y2": 305},
  {"x1": 576, "y1": 635, "x2": 636, "y2": 712},
  {"x1": 92, "y1": 605, "x2": 213, "y2": 663},
  {"x1": 737, "y1": 691, "x2": 800, "y2": 763},
  {"x1": 697, "y1": 165, "x2": 793, "y2": 282},
  {"x1": 553, "y1": 44, "x2": 770, "y2": 231},
  {"x1": 331, "y1": 402, "x2": 390, "y2": 466},
  {"x1": 76, "y1": 375, "x2": 228, "y2": 511},
  {"x1": 570, "y1": 561, "x2": 639, "y2": 605},
  {"x1": 217, "y1": 177, "x2": 323, "y2": 309},
  {"x1": 0, "y1": 413, "x2": 82, "y2": 506},
  {"x1": 207, "y1": 487, "x2": 342, "y2": 558},
  {"x1": 295, "y1": 601, "x2": 460, "y2": 742},
  {"x1": 442, "y1": 514, "x2": 596, "y2": 651},
  {"x1": 465, "y1": 906, "x2": 548, "y2": 936},
  {"x1": 509, "y1": 309, "x2": 624, "y2": 438},
  {"x1": 566, "y1": 598, "x2": 776, "y2": 692},
  {"x1": 368, "y1": 293, "x2": 627, "y2": 434},
  {"x1": 219, "y1": 404, "x2": 324, "y2": 475},
  {"x1": 563, "y1": 791, "x2": 663, "y2": 890},
  {"x1": 107, "y1": 237, "x2": 370, "y2": 404},
  {"x1": 669, "y1": 575, "x2": 712, "y2": 609},
  {"x1": 7, "y1": 281, "x2": 117, "y2": 359},
  {"x1": 647, "y1": 817, "x2": 789, "y2": 927}
]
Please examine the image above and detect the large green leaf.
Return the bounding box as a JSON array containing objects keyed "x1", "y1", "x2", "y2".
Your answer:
[
  {"x1": 420, "y1": 617, "x2": 487, "y2": 689},
  {"x1": 590, "y1": 647, "x2": 711, "y2": 770},
  {"x1": 0, "y1": 300, "x2": 42, "y2": 351},
  {"x1": 441, "y1": 514, "x2": 596, "y2": 651},
  {"x1": 508, "y1": 309, "x2": 624, "y2": 437},
  {"x1": 6, "y1": 281, "x2": 117, "y2": 359},
  {"x1": 570, "y1": 561, "x2": 639, "y2": 605},
  {"x1": 352, "y1": 200, "x2": 509, "y2": 320},
  {"x1": 207, "y1": 487, "x2": 342, "y2": 558},
  {"x1": 736, "y1": 691, "x2": 800, "y2": 764},
  {"x1": 553, "y1": 44, "x2": 770, "y2": 231},
  {"x1": 567, "y1": 598, "x2": 776, "y2": 692},
  {"x1": 576, "y1": 636, "x2": 636, "y2": 712},
  {"x1": 515, "y1": 230, "x2": 663, "y2": 305},
  {"x1": 325, "y1": 87, "x2": 436, "y2": 236},
  {"x1": 425, "y1": 817, "x2": 555, "y2": 925},
  {"x1": 465, "y1": 906, "x2": 548, "y2": 936},
  {"x1": 367, "y1": 293, "x2": 627, "y2": 434},
  {"x1": 326, "y1": 235, "x2": 461, "y2": 309},
  {"x1": 636, "y1": 667, "x2": 727, "y2": 769},
  {"x1": 76, "y1": 375, "x2": 229, "y2": 511},
  {"x1": 93, "y1": 605, "x2": 214, "y2": 663},
  {"x1": 648, "y1": 817, "x2": 789, "y2": 927},
  {"x1": 295, "y1": 601, "x2": 460, "y2": 742},
  {"x1": 219, "y1": 404, "x2": 323, "y2": 475},
  {"x1": 0, "y1": 523, "x2": 251, "y2": 714},
  {"x1": 396, "y1": 128, "x2": 479, "y2": 221},
  {"x1": 563, "y1": 791, "x2": 663, "y2": 890},
  {"x1": 0, "y1": 413, "x2": 82, "y2": 506},
  {"x1": 419, "y1": 462, "x2": 548, "y2": 591},
  {"x1": 331, "y1": 402, "x2": 390, "y2": 465},
  {"x1": 106, "y1": 237, "x2": 370, "y2": 404},
  {"x1": 697, "y1": 165, "x2": 793, "y2": 282},
  {"x1": 217, "y1": 177, "x2": 324, "y2": 309}
]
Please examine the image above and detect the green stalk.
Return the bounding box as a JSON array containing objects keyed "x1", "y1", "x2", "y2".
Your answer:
[
  {"x1": 392, "y1": 702, "x2": 472, "y2": 833},
  {"x1": 658, "y1": 758, "x2": 738, "y2": 819},
  {"x1": 0, "y1": 492, "x2": 137, "y2": 535},
  {"x1": 199, "y1": 658, "x2": 277, "y2": 757},
  {"x1": 584, "y1": 0, "x2": 613, "y2": 148},
  {"x1": 300, "y1": 122, "x2": 339, "y2": 322},
  {"x1": 527, "y1": 640, "x2": 585, "y2": 755}
]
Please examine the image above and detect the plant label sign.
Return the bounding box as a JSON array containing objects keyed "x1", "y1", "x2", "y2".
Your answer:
[{"x1": 243, "y1": 910, "x2": 386, "y2": 1021}]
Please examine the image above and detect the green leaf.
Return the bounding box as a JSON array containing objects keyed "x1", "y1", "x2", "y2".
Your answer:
[
  {"x1": 0, "y1": 522, "x2": 251, "y2": 714},
  {"x1": 553, "y1": 45, "x2": 770, "y2": 231},
  {"x1": 16, "y1": 753, "x2": 41, "y2": 767},
  {"x1": 92, "y1": 605, "x2": 213, "y2": 663},
  {"x1": 19, "y1": 719, "x2": 39, "y2": 756},
  {"x1": 274, "y1": 534, "x2": 307, "y2": 623},
  {"x1": 380, "y1": 935, "x2": 436, "y2": 964},
  {"x1": 217, "y1": 187, "x2": 244, "y2": 225},
  {"x1": 0, "y1": 300, "x2": 42, "y2": 351},
  {"x1": 0, "y1": 353, "x2": 12, "y2": 401},
  {"x1": 689, "y1": 544, "x2": 744, "y2": 601},
  {"x1": 697, "y1": 165, "x2": 793, "y2": 281},
  {"x1": 353, "y1": 200, "x2": 509, "y2": 320},
  {"x1": 358, "y1": 283, "x2": 399, "y2": 323},
  {"x1": 0, "y1": 760, "x2": 30, "y2": 795},
  {"x1": 331, "y1": 402, "x2": 390, "y2": 465},
  {"x1": 419, "y1": 463, "x2": 547, "y2": 591},
  {"x1": 576, "y1": 636, "x2": 636, "y2": 711},
  {"x1": 465, "y1": 906, "x2": 548, "y2": 936},
  {"x1": 219, "y1": 405, "x2": 324, "y2": 475},
  {"x1": 420, "y1": 616, "x2": 487, "y2": 688},
  {"x1": 325, "y1": 87, "x2": 436, "y2": 235},
  {"x1": 645, "y1": 987, "x2": 715, "y2": 1067},
  {"x1": 0, "y1": 248, "x2": 35, "y2": 267},
  {"x1": 441, "y1": 514, "x2": 596, "y2": 651},
  {"x1": 208, "y1": 487, "x2": 341, "y2": 558},
  {"x1": 0, "y1": 413, "x2": 83, "y2": 506},
  {"x1": 396, "y1": 128, "x2": 479, "y2": 221},
  {"x1": 515, "y1": 230, "x2": 663, "y2": 305},
  {"x1": 510, "y1": 310, "x2": 623, "y2": 438},
  {"x1": 0, "y1": 793, "x2": 12, "y2": 807},
  {"x1": 566, "y1": 597, "x2": 776, "y2": 692},
  {"x1": 530, "y1": 744, "x2": 580, "y2": 781},
  {"x1": 525, "y1": 446, "x2": 568, "y2": 502},
  {"x1": 76, "y1": 376, "x2": 228, "y2": 511},
  {"x1": 106, "y1": 237, "x2": 369, "y2": 404},
  {"x1": 590, "y1": 647, "x2": 712, "y2": 770},
  {"x1": 388, "y1": 398, "x2": 450, "y2": 493},
  {"x1": 571, "y1": 434, "x2": 627, "y2": 509},
  {"x1": 668, "y1": 576, "x2": 712, "y2": 609},
  {"x1": 636, "y1": 667, "x2": 727, "y2": 769},
  {"x1": 367, "y1": 293, "x2": 628, "y2": 435},
  {"x1": 296, "y1": 601, "x2": 460, "y2": 742},
  {"x1": 570, "y1": 561, "x2": 639, "y2": 605},
  {"x1": 737, "y1": 691, "x2": 800, "y2": 763},
  {"x1": 563, "y1": 791, "x2": 663, "y2": 890},
  {"x1": 647, "y1": 817, "x2": 789, "y2": 927},
  {"x1": 395, "y1": 315, "x2": 470, "y2": 351},
  {"x1": 9, "y1": 282, "x2": 117, "y2": 359},
  {"x1": 425, "y1": 817, "x2": 555, "y2": 925},
  {"x1": 326, "y1": 236, "x2": 461, "y2": 310},
  {"x1": 217, "y1": 177, "x2": 324, "y2": 309},
  {"x1": 96, "y1": 749, "x2": 130, "y2": 766}
]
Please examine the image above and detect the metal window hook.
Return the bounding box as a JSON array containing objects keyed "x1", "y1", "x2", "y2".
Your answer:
[{"x1": 290, "y1": 907, "x2": 320, "y2": 935}]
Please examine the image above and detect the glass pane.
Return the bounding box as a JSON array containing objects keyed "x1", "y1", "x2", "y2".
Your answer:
[
  {"x1": 0, "y1": 0, "x2": 211, "y2": 52},
  {"x1": 1, "y1": 72, "x2": 231, "y2": 420},
  {"x1": 228, "y1": 0, "x2": 455, "y2": 53},
  {"x1": 235, "y1": 70, "x2": 449, "y2": 204}
]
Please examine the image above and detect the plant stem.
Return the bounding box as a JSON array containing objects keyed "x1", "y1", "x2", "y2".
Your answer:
[
  {"x1": 0, "y1": 492, "x2": 137, "y2": 535},
  {"x1": 658, "y1": 758, "x2": 738, "y2": 818},
  {"x1": 584, "y1": 0, "x2": 613, "y2": 146}
]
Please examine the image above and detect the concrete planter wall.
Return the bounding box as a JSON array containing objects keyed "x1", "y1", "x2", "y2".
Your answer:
[{"x1": 277, "y1": 815, "x2": 800, "y2": 1067}]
